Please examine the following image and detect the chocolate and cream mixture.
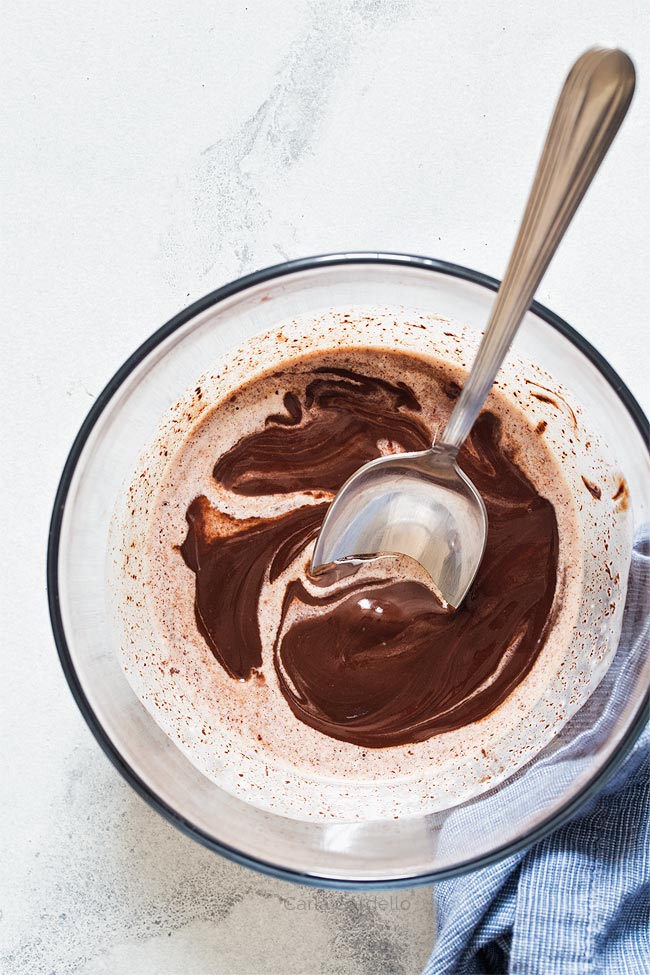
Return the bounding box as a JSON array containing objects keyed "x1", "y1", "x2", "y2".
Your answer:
[
  {"x1": 179, "y1": 362, "x2": 558, "y2": 748},
  {"x1": 111, "y1": 310, "x2": 631, "y2": 820}
]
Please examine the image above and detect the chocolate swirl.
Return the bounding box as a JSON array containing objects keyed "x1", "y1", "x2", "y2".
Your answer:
[
  {"x1": 180, "y1": 501, "x2": 327, "y2": 680},
  {"x1": 212, "y1": 368, "x2": 431, "y2": 495},
  {"x1": 181, "y1": 366, "x2": 558, "y2": 747}
]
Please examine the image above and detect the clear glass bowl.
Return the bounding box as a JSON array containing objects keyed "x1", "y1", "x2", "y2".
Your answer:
[{"x1": 48, "y1": 254, "x2": 650, "y2": 889}]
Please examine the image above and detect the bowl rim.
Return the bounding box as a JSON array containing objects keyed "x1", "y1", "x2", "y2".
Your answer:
[{"x1": 47, "y1": 252, "x2": 650, "y2": 890}]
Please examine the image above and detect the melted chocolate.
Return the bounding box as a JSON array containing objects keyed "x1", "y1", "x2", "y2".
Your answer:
[
  {"x1": 213, "y1": 368, "x2": 431, "y2": 495},
  {"x1": 181, "y1": 365, "x2": 559, "y2": 746},
  {"x1": 180, "y1": 500, "x2": 327, "y2": 680}
]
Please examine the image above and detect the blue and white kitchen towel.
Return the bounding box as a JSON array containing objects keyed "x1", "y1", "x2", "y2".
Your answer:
[{"x1": 425, "y1": 535, "x2": 650, "y2": 975}]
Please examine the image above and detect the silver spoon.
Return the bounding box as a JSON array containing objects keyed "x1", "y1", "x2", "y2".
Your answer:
[{"x1": 312, "y1": 48, "x2": 635, "y2": 610}]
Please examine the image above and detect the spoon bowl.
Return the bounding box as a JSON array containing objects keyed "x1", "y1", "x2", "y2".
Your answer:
[{"x1": 312, "y1": 447, "x2": 487, "y2": 609}]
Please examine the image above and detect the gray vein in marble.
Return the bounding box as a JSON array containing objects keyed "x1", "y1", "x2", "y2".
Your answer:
[
  {"x1": 160, "y1": 0, "x2": 415, "y2": 289},
  {"x1": 2, "y1": 741, "x2": 433, "y2": 975}
]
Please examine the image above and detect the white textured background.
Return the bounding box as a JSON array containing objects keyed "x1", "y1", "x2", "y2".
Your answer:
[{"x1": 2, "y1": 2, "x2": 649, "y2": 973}]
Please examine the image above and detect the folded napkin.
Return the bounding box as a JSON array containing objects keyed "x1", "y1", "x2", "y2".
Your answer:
[{"x1": 424, "y1": 535, "x2": 650, "y2": 975}]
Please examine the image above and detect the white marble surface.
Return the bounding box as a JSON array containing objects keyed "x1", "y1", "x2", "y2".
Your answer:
[{"x1": 2, "y1": 1, "x2": 649, "y2": 972}]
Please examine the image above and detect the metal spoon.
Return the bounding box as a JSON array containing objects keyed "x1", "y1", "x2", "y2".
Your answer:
[{"x1": 312, "y1": 48, "x2": 635, "y2": 610}]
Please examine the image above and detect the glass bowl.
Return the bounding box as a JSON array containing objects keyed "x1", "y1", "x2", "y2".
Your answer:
[{"x1": 47, "y1": 254, "x2": 650, "y2": 889}]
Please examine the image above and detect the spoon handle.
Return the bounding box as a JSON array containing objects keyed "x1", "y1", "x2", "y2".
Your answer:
[{"x1": 441, "y1": 47, "x2": 635, "y2": 451}]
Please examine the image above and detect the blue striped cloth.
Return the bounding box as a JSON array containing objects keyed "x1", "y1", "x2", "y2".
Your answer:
[{"x1": 424, "y1": 536, "x2": 650, "y2": 975}]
